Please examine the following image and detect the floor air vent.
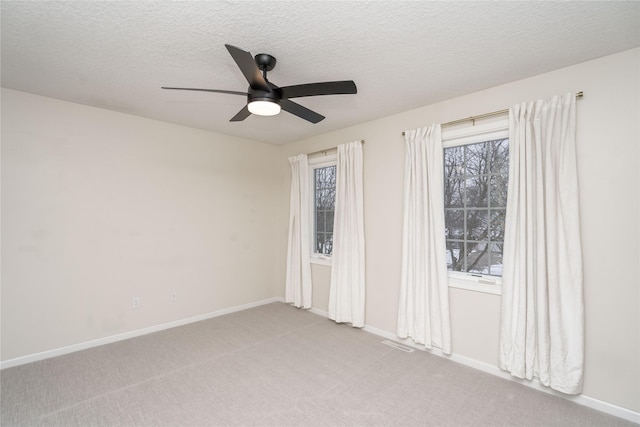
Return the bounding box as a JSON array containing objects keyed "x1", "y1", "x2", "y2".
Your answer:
[{"x1": 382, "y1": 340, "x2": 414, "y2": 352}]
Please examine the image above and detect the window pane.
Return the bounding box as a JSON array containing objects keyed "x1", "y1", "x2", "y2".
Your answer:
[
  {"x1": 444, "y1": 146, "x2": 464, "y2": 178},
  {"x1": 446, "y1": 240, "x2": 464, "y2": 271},
  {"x1": 327, "y1": 188, "x2": 336, "y2": 209},
  {"x1": 467, "y1": 241, "x2": 490, "y2": 274},
  {"x1": 316, "y1": 232, "x2": 333, "y2": 255},
  {"x1": 444, "y1": 179, "x2": 464, "y2": 208},
  {"x1": 316, "y1": 210, "x2": 325, "y2": 233},
  {"x1": 445, "y1": 210, "x2": 464, "y2": 240},
  {"x1": 488, "y1": 243, "x2": 504, "y2": 276},
  {"x1": 490, "y1": 139, "x2": 509, "y2": 174},
  {"x1": 490, "y1": 174, "x2": 508, "y2": 207},
  {"x1": 322, "y1": 233, "x2": 333, "y2": 255},
  {"x1": 466, "y1": 209, "x2": 489, "y2": 241},
  {"x1": 465, "y1": 143, "x2": 488, "y2": 176},
  {"x1": 326, "y1": 210, "x2": 334, "y2": 233},
  {"x1": 465, "y1": 177, "x2": 488, "y2": 207},
  {"x1": 325, "y1": 165, "x2": 336, "y2": 186},
  {"x1": 316, "y1": 233, "x2": 325, "y2": 253},
  {"x1": 490, "y1": 209, "x2": 506, "y2": 241},
  {"x1": 316, "y1": 189, "x2": 330, "y2": 209},
  {"x1": 315, "y1": 187, "x2": 323, "y2": 206}
]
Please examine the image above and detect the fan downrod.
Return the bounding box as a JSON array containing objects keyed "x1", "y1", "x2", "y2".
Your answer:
[{"x1": 254, "y1": 53, "x2": 276, "y2": 72}]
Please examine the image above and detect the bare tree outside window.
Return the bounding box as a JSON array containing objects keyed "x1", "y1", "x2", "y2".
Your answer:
[
  {"x1": 444, "y1": 139, "x2": 508, "y2": 276},
  {"x1": 314, "y1": 165, "x2": 336, "y2": 255}
]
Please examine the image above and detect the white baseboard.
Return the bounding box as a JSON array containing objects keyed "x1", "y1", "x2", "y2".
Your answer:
[
  {"x1": 311, "y1": 307, "x2": 640, "y2": 424},
  {"x1": 0, "y1": 297, "x2": 282, "y2": 370},
  {"x1": 308, "y1": 306, "x2": 329, "y2": 317}
]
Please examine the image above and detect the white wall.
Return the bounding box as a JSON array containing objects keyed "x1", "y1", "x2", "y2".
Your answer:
[
  {"x1": 277, "y1": 48, "x2": 640, "y2": 412},
  {"x1": 1, "y1": 89, "x2": 280, "y2": 361}
]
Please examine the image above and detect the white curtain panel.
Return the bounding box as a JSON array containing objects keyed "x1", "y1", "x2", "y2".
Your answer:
[
  {"x1": 285, "y1": 154, "x2": 312, "y2": 309},
  {"x1": 397, "y1": 125, "x2": 452, "y2": 354},
  {"x1": 328, "y1": 141, "x2": 366, "y2": 327},
  {"x1": 499, "y1": 93, "x2": 584, "y2": 394}
]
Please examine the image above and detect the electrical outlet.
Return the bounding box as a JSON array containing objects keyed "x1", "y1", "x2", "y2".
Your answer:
[
  {"x1": 132, "y1": 297, "x2": 140, "y2": 309},
  {"x1": 171, "y1": 292, "x2": 177, "y2": 301}
]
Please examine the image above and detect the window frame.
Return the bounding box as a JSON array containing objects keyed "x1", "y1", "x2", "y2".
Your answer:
[
  {"x1": 442, "y1": 119, "x2": 509, "y2": 295},
  {"x1": 308, "y1": 153, "x2": 337, "y2": 266}
]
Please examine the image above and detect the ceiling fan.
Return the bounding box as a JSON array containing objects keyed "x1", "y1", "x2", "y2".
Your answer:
[{"x1": 162, "y1": 44, "x2": 357, "y2": 124}]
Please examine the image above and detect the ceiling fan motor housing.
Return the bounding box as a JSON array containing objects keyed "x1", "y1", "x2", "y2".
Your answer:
[{"x1": 247, "y1": 83, "x2": 282, "y2": 105}]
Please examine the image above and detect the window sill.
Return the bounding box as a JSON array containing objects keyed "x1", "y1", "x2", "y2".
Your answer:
[
  {"x1": 448, "y1": 273, "x2": 502, "y2": 295},
  {"x1": 310, "y1": 255, "x2": 332, "y2": 267}
]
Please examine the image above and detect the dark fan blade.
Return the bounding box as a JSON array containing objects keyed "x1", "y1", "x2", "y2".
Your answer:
[
  {"x1": 280, "y1": 81, "x2": 357, "y2": 99},
  {"x1": 230, "y1": 105, "x2": 251, "y2": 122},
  {"x1": 225, "y1": 44, "x2": 270, "y2": 92},
  {"x1": 161, "y1": 87, "x2": 247, "y2": 96},
  {"x1": 281, "y1": 99, "x2": 324, "y2": 123}
]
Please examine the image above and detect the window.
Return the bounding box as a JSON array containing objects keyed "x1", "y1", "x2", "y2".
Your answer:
[
  {"x1": 309, "y1": 153, "x2": 336, "y2": 264},
  {"x1": 442, "y1": 120, "x2": 509, "y2": 294},
  {"x1": 314, "y1": 165, "x2": 336, "y2": 255}
]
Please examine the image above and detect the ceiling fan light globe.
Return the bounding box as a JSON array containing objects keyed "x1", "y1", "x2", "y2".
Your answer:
[{"x1": 248, "y1": 100, "x2": 281, "y2": 116}]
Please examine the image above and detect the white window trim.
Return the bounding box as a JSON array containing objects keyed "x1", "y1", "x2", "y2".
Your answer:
[
  {"x1": 308, "y1": 152, "x2": 337, "y2": 266},
  {"x1": 310, "y1": 255, "x2": 332, "y2": 266},
  {"x1": 448, "y1": 271, "x2": 503, "y2": 295},
  {"x1": 442, "y1": 119, "x2": 509, "y2": 295}
]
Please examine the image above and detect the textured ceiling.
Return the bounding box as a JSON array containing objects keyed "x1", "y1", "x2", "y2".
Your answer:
[{"x1": 2, "y1": 1, "x2": 639, "y2": 145}]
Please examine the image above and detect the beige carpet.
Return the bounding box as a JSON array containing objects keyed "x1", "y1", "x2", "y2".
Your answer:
[{"x1": 0, "y1": 302, "x2": 635, "y2": 426}]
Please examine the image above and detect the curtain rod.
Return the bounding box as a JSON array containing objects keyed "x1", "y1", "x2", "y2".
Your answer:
[
  {"x1": 307, "y1": 140, "x2": 365, "y2": 157},
  {"x1": 401, "y1": 91, "x2": 584, "y2": 135}
]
